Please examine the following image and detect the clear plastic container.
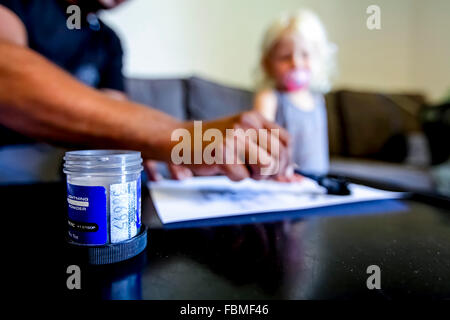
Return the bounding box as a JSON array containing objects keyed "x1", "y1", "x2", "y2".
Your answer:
[{"x1": 63, "y1": 150, "x2": 143, "y2": 246}]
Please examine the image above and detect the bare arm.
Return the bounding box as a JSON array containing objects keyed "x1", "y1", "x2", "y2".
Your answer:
[
  {"x1": 0, "y1": 41, "x2": 291, "y2": 179},
  {"x1": 0, "y1": 6, "x2": 292, "y2": 180},
  {"x1": 0, "y1": 5, "x2": 183, "y2": 161},
  {"x1": 0, "y1": 40, "x2": 183, "y2": 160},
  {"x1": 253, "y1": 89, "x2": 278, "y2": 122}
]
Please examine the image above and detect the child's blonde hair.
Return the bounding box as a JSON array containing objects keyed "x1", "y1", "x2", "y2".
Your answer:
[{"x1": 257, "y1": 9, "x2": 337, "y2": 93}]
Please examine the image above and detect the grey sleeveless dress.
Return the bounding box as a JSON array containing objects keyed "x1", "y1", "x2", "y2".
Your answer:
[{"x1": 275, "y1": 92, "x2": 329, "y2": 175}]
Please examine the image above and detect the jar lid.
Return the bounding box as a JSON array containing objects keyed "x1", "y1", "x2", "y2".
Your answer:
[
  {"x1": 67, "y1": 225, "x2": 148, "y2": 265},
  {"x1": 64, "y1": 150, "x2": 143, "y2": 175}
]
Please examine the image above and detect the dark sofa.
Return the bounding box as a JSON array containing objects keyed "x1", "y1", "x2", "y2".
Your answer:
[{"x1": 126, "y1": 76, "x2": 435, "y2": 192}]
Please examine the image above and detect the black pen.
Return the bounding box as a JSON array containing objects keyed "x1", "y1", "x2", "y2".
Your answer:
[{"x1": 294, "y1": 168, "x2": 351, "y2": 196}]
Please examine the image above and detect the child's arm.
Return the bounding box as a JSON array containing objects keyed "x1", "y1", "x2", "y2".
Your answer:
[{"x1": 253, "y1": 89, "x2": 278, "y2": 122}]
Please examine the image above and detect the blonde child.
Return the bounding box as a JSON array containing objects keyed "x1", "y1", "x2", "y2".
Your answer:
[{"x1": 254, "y1": 10, "x2": 336, "y2": 175}]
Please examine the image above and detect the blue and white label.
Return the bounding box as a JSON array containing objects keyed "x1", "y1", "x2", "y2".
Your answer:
[
  {"x1": 110, "y1": 177, "x2": 141, "y2": 244},
  {"x1": 67, "y1": 184, "x2": 108, "y2": 245}
]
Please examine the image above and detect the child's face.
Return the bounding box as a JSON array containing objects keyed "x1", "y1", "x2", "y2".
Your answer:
[{"x1": 264, "y1": 34, "x2": 311, "y2": 89}]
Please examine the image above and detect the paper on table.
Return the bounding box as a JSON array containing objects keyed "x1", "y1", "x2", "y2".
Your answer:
[{"x1": 148, "y1": 176, "x2": 404, "y2": 224}]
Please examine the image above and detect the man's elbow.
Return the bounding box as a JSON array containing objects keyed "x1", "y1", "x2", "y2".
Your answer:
[{"x1": 0, "y1": 5, "x2": 28, "y2": 47}]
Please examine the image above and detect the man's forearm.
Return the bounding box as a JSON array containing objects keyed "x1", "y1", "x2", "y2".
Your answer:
[{"x1": 0, "y1": 41, "x2": 181, "y2": 161}]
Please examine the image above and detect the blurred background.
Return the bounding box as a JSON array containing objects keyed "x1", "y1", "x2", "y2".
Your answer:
[
  {"x1": 96, "y1": 0, "x2": 450, "y2": 196},
  {"x1": 101, "y1": 0, "x2": 449, "y2": 103}
]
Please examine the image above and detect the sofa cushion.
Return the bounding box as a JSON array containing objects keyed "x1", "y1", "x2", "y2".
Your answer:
[
  {"x1": 125, "y1": 78, "x2": 188, "y2": 120},
  {"x1": 324, "y1": 92, "x2": 344, "y2": 156},
  {"x1": 336, "y1": 90, "x2": 424, "y2": 158},
  {"x1": 187, "y1": 76, "x2": 253, "y2": 120},
  {"x1": 330, "y1": 157, "x2": 434, "y2": 192}
]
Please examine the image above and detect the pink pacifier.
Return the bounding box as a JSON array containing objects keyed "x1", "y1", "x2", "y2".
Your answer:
[{"x1": 282, "y1": 68, "x2": 311, "y2": 92}]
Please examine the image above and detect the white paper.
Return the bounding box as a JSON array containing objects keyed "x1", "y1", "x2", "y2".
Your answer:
[{"x1": 148, "y1": 176, "x2": 404, "y2": 224}]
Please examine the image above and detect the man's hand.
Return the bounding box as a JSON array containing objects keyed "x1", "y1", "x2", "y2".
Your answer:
[
  {"x1": 201, "y1": 111, "x2": 291, "y2": 181},
  {"x1": 144, "y1": 160, "x2": 195, "y2": 181},
  {"x1": 169, "y1": 111, "x2": 292, "y2": 182}
]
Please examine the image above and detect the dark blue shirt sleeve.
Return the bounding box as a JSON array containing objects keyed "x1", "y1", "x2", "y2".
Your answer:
[{"x1": 98, "y1": 30, "x2": 125, "y2": 92}]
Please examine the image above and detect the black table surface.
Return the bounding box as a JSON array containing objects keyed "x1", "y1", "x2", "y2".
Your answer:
[{"x1": 2, "y1": 182, "x2": 450, "y2": 300}]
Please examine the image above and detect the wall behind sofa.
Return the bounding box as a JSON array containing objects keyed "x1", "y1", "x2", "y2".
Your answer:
[{"x1": 101, "y1": 0, "x2": 450, "y2": 103}]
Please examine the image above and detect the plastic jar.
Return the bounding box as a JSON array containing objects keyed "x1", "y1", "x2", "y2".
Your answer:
[{"x1": 63, "y1": 150, "x2": 143, "y2": 246}]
